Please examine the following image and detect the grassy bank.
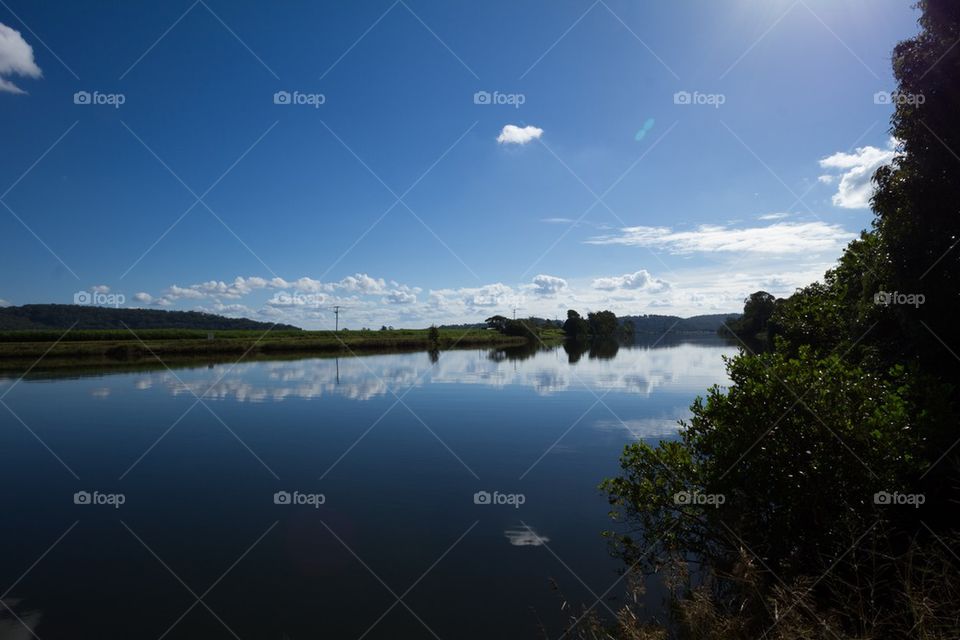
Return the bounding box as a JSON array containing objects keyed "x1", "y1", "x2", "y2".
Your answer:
[{"x1": 0, "y1": 327, "x2": 532, "y2": 372}]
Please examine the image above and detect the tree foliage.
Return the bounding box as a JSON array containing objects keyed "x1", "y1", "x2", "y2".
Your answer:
[
  {"x1": 720, "y1": 291, "x2": 778, "y2": 344},
  {"x1": 598, "y1": 3, "x2": 960, "y2": 637},
  {"x1": 562, "y1": 310, "x2": 591, "y2": 340}
]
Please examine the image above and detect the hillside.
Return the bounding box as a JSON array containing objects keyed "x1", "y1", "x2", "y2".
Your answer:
[
  {"x1": 620, "y1": 313, "x2": 737, "y2": 333},
  {"x1": 0, "y1": 304, "x2": 299, "y2": 332}
]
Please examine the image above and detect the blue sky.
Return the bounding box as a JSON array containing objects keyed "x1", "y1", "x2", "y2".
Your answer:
[{"x1": 0, "y1": 0, "x2": 918, "y2": 328}]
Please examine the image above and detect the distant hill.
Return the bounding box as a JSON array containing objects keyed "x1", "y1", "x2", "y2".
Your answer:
[
  {"x1": 0, "y1": 304, "x2": 300, "y2": 332},
  {"x1": 619, "y1": 313, "x2": 738, "y2": 334}
]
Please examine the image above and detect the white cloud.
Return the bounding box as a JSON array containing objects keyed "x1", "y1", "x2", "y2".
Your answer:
[
  {"x1": 592, "y1": 270, "x2": 670, "y2": 293},
  {"x1": 461, "y1": 283, "x2": 520, "y2": 308},
  {"x1": 340, "y1": 273, "x2": 386, "y2": 294},
  {"x1": 497, "y1": 124, "x2": 543, "y2": 145},
  {"x1": 586, "y1": 222, "x2": 855, "y2": 255},
  {"x1": 817, "y1": 175, "x2": 834, "y2": 184},
  {"x1": 166, "y1": 285, "x2": 206, "y2": 300},
  {"x1": 819, "y1": 139, "x2": 899, "y2": 209},
  {"x1": 531, "y1": 274, "x2": 567, "y2": 296},
  {"x1": 0, "y1": 23, "x2": 42, "y2": 94},
  {"x1": 91, "y1": 285, "x2": 111, "y2": 294},
  {"x1": 160, "y1": 274, "x2": 339, "y2": 303},
  {"x1": 757, "y1": 212, "x2": 790, "y2": 220},
  {"x1": 0, "y1": 298, "x2": 9, "y2": 307},
  {"x1": 385, "y1": 289, "x2": 416, "y2": 304},
  {"x1": 133, "y1": 292, "x2": 152, "y2": 303}
]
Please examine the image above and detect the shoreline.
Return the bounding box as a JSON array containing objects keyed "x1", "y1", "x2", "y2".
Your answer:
[{"x1": 0, "y1": 328, "x2": 533, "y2": 374}]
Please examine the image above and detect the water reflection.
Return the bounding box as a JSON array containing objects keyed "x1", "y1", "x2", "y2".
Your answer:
[
  {"x1": 562, "y1": 338, "x2": 620, "y2": 362},
  {"x1": 0, "y1": 599, "x2": 41, "y2": 640},
  {"x1": 0, "y1": 336, "x2": 736, "y2": 639},
  {"x1": 124, "y1": 338, "x2": 733, "y2": 404},
  {"x1": 504, "y1": 526, "x2": 550, "y2": 547},
  {"x1": 593, "y1": 415, "x2": 690, "y2": 439}
]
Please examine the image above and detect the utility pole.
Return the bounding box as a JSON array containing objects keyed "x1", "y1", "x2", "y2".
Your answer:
[{"x1": 332, "y1": 305, "x2": 342, "y2": 331}]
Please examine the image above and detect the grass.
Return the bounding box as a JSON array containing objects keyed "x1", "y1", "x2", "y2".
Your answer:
[{"x1": 0, "y1": 327, "x2": 534, "y2": 372}]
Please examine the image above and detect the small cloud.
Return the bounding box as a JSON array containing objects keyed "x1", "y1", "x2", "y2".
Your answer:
[
  {"x1": 592, "y1": 269, "x2": 670, "y2": 293},
  {"x1": 339, "y1": 273, "x2": 386, "y2": 294},
  {"x1": 819, "y1": 138, "x2": 899, "y2": 209},
  {"x1": 385, "y1": 290, "x2": 416, "y2": 304},
  {"x1": 460, "y1": 282, "x2": 521, "y2": 308},
  {"x1": 91, "y1": 285, "x2": 111, "y2": 294},
  {"x1": 497, "y1": 124, "x2": 543, "y2": 145},
  {"x1": 0, "y1": 298, "x2": 9, "y2": 307},
  {"x1": 165, "y1": 285, "x2": 205, "y2": 300},
  {"x1": 817, "y1": 175, "x2": 834, "y2": 184},
  {"x1": 531, "y1": 274, "x2": 567, "y2": 296},
  {"x1": 133, "y1": 292, "x2": 152, "y2": 303},
  {"x1": 757, "y1": 212, "x2": 789, "y2": 221},
  {"x1": 0, "y1": 23, "x2": 42, "y2": 94}
]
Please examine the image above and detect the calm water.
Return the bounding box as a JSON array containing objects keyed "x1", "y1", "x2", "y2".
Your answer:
[{"x1": 0, "y1": 336, "x2": 734, "y2": 639}]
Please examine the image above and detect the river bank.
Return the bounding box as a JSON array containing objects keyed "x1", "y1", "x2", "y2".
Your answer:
[{"x1": 0, "y1": 327, "x2": 536, "y2": 372}]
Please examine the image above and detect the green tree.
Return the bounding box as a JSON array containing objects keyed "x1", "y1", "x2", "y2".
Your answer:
[
  {"x1": 722, "y1": 291, "x2": 777, "y2": 342},
  {"x1": 484, "y1": 315, "x2": 509, "y2": 332},
  {"x1": 587, "y1": 310, "x2": 618, "y2": 338},
  {"x1": 562, "y1": 310, "x2": 590, "y2": 340}
]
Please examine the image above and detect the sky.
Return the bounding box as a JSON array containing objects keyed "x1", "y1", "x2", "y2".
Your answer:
[{"x1": 0, "y1": 0, "x2": 920, "y2": 328}]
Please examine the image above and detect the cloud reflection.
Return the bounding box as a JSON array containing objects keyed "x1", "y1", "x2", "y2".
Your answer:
[
  {"x1": 505, "y1": 526, "x2": 550, "y2": 547},
  {"x1": 0, "y1": 599, "x2": 41, "y2": 640},
  {"x1": 129, "y1": 341, "x2": 734, "y2": 404}
]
